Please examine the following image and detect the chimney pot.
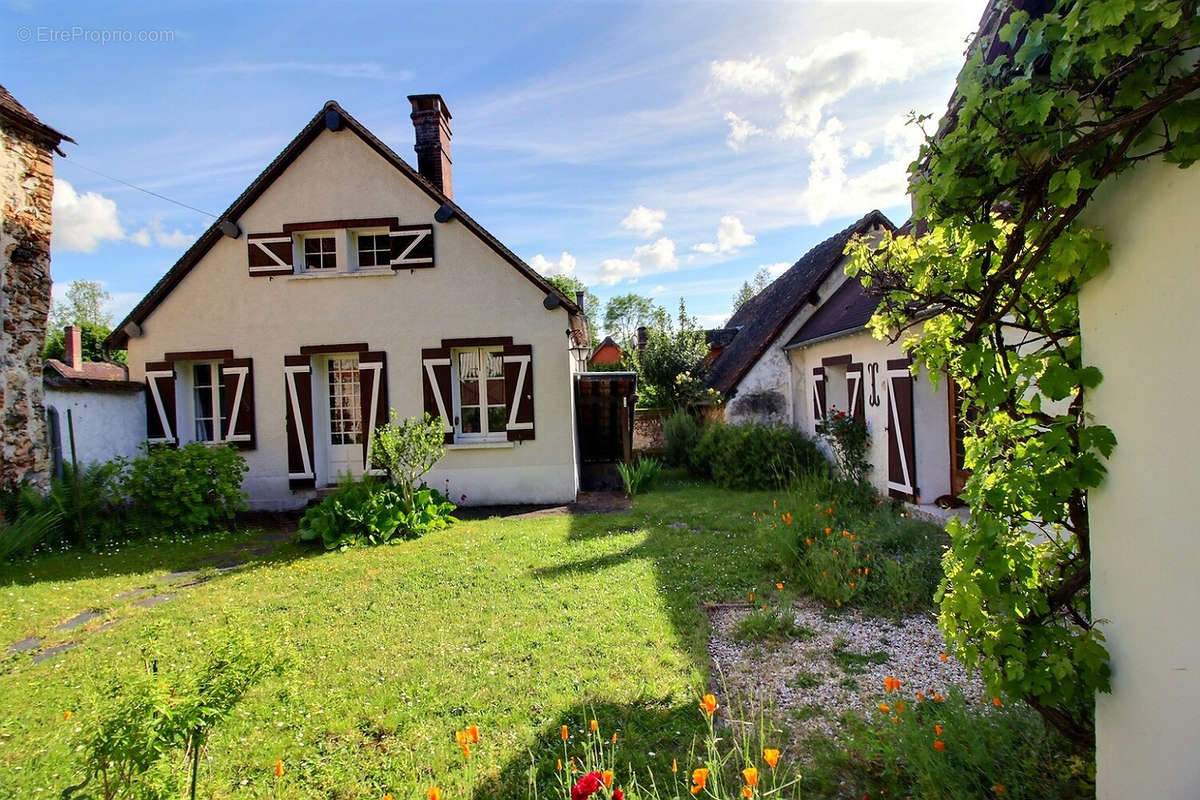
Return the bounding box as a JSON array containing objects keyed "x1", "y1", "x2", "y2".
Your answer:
[
  {"x1": 636, "y1": 326, "x2": 648, "y2": 351},
  {"x1": 575, "y1": 290, "x2": 585, "y2": 312},
  {"x1": 64, "y1": 325, "x2": 83, "y2": 371},
  {"x1": 408, "y1": 94, "x2": 453, "y2": 199}
]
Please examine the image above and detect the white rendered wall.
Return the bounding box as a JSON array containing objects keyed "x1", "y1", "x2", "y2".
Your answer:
[{"x1": 43, "y1": 388, "x2": 146, "y2": 466}]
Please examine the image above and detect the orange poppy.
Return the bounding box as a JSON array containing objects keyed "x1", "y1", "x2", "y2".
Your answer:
[
  {"x1": 934, "y1": 693, "x2": 945, "y2": 703},
  {"x1": 934, "y1": 740, "x2": 945, "y2": 752},
  {"x1": 824, "y1": 527, "x2": 832, "y2": 535},
  {"x1": 775, "y1": 582, "x2": 784, "y2": 590},
  {"x1": 916, "y1": 691, "x2": 925, "y2": 702},
  {"x1": 427, "y1": 788, "x2": 441, "y2": 800},
  {"x1": 763, "y1": 748, "x2": 780, "y2": 768},
  {"x1": 385, "y1": 794, "x2": 394, "y2": 800},
  {"x1": 603, "y1": 770, "x2": 614, "y2": 788},
  {"x1": 940, "y1": 652, "x2": 948, "y2": 663},
  {"x1": 781, "y1": 512, "x2": 793, "y2": 525},
  {"x1": 992, "y1": 696, "x2": 1003, "y2": 707},
  {"x1": 805, "y1": 538, "x2": 813, "y2": 546},
  {"x1": 612, "y1": 732, "x2": 618, "y2": 743},
  {"x1": 935, "y1": 724, "x2": 943, "y2": 736},
  {"x1": 742, "y1": 787, "x2": 753, "y2": 799},
  {"x1": 467, "y1": 724, "x2": 480, "y2": 743},
  {"x1": 742, "y1": 766, "x2": 758, "y2": 787},
  {"x1": 557, "y1": 759, "x2": 563, "y2": 772},
  {"x1": 994, "y1": 784, "x2": 1007, "y2": 795},
  {"x1": 561, "y1": 724, "x2": 569, "y2": 741},
  {"x1": 691, "y1": 767, "x2": 709, "y2": 795},
  {"x1": 590, "y1": 719, "x2": 599, "y2": 733},
  {"x1": 672, "y1": 758, "x2": 678, "y2": 774},
  {"x1": 699, "y1": 694, "x2": 719, "y2": 717},
  {"x1": 896, "y1": 701, "x2": 907, "y2": 714},
  {"x1": 274, "y1": 760, "x2": 284, "y2": 778},
  {"x1": 878, "y1": 703, "x2": 890, "y2": 713},
  {"x1": 62, "y1": 711, "x2": 72, "y2": 721}
]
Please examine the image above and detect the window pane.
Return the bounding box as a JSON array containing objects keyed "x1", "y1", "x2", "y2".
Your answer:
[
  {"x1": 487, "y1": 406, "x2": 507, "y2": 432},
  {"x1": 486, "y1": 378, "x2": 505, "y2": 406},
  {"x1": 485, "y1": 351, "x2": 504, "y2": 379},
  {"x1": 461, "y1": 406, "x2": 480, "y2": 433},
  {"x1": 328, "y1": 357, "x2": 362, "y2": 445},
  {"x1": 195, "y1": 418, "x2": 214, "y2": 442}
]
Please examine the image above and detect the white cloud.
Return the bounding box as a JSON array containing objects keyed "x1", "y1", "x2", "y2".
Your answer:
[
  {"x1": 762, "y1": 261, "x2": 792, "y2": 278},
  {"x1": 651, "y1": 284, "x2": 667, "y2": 294},
  {"x1": 52, "y1": 179, "x2": 124, "y2": 253},
  {"x1": 632, "y1": 237, "x2": 678, "y2": 270},
  {"x1": 723, "y1": 111, "x2": 763, "y2": 151},
  {"x1": 129, "y1": 217, "x2": 196, "y2": 249},
  {"x1": 777, "y1": 30, "x2": 918, "y2": 139},
  {"x1": 619, "y1": 205, "x2": 666, "y2": 237},
  {"x1": 710, "y1": 57, "x2": 779, "y2": 94},
  {"x1": 692, "y1": 215, "x2": 756, "y2": 255},
  {"x1": 597, "y1": 258, "x2": 641, "y2": 285},
  {"x1": 850, "y1": 140, "x2": 873, "y2": 159},
  {"x1": 529, "y1": 251, "x2": 577, "y2": 276}
]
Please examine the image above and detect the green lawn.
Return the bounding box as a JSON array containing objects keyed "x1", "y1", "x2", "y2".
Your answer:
[{"x1": 0, "y1": 476, "x2": 780, "y2": 799}]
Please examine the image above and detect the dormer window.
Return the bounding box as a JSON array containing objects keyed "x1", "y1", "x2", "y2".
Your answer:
[
  {"x1": 302, "y1": 234, "x2": 338, "y2": 271},
  {"x1": 356, "y1": 231, "x2": 391, "y2": 269}
]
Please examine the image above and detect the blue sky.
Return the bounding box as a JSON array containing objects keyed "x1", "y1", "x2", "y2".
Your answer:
[{"x1": 2, "y1": 0, "x2": 984, "y2": 330}]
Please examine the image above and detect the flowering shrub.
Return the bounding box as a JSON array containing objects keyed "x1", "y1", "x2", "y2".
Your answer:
[
  {"x1": 815, "y1": 409, "x2": 870, "y2": 486},
  {"x1": 804, "y1": 681, "x2": 1093, "y2": 799}
]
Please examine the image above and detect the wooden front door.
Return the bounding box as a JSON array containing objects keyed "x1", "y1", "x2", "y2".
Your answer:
[
  {"x1": 885, "y1": 359, "x2": 917, "y2": 501},
  {"x1": 323, "y1": 355, "x2": 364, "y2": 483}
]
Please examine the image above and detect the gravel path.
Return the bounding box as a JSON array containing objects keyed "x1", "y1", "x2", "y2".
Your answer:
[{"x1": 707, "y1": 598, "x2": 985, "y2": 738}]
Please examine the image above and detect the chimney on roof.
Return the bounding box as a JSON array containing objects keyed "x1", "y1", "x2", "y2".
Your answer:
[
  {"x1": 64, "y1": 325, "x2": 82, "y2": 371},
  {"x1": 408, "y1": 94, "x2": 453, "y2": 199},
  {"x1": 636, "y1": 326, "x2": 648, "y2": 351}
]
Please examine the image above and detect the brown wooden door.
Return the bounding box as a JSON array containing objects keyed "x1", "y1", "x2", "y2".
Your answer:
[
  {"x1": 885, "y1": 359, "x2": 917, "y2": 501},
  {"x1": 948, "y1": 379, "x2": 972, "y2": 497}
]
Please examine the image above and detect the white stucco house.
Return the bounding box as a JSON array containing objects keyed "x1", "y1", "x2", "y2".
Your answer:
[
  {"x1": 106, "y1": 96, "x2": 589, "y2": 510},
  {"x1": 43, "y1": 325, "x2": 145, "y2": 469},
  {"x1": 704, "y1": 211, "x2": 955, "y2": 503}
]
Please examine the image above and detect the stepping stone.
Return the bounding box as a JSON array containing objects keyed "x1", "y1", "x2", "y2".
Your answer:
[
  {"x1": 6, "y1": 637, "x2": 42, "y2": 656},
  {"x1": 32, "y1": 642, "x2": 77, "y2": 664},
  {"x1": 55, "y1": 610, "x2": 103, "y2": 632},
  {"x1": 156, "y1": 570, "x2": 199, "y2": 584},
  {"x1": 115, "y1": 587, "x2": 152, "y2": 600},
  {"x1": 93, "y1": 619, "x2": 122, "y2": 634},
  {"x1": 132, "y1": 593, "x2": 175, "y2": 609}
]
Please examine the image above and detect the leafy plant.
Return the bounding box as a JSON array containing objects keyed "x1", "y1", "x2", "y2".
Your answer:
[
  {"x1": 121, "y1": 443, "x2": 248, "y2": 537},
  {"x1": 67, "y1": 631, "x2": 282, "y2": 800},
  {"x1": 689, "y1": 421, "x2": 828, "y2": 490},
  {"x1": 298, "y1": 477, "x2": 457, "y2": 550},
  {"x1": 0, "y1": 483, "x2": 63, "y2": 562},
  {"x1": 733, "y1": 605, "x2": 814, "y2": 644},
  {"x1": 662, "y1": 408, "x2": 701, "y2": 468},
  {"x1": 617, "y1": 458, "x2": 661, "y2": 496},
  {"x1": 370, "y1": 411, "x2": 447, "y2": 507},
  {"x1": 626, "y1": 300, "x2": 719, "y2": 409},
  {"x1": 816, "y1": 409, "x2": 871, "y2": 486},
  {"x1": 844, "y1": 0, "x2": 1200, "y2": 746}
]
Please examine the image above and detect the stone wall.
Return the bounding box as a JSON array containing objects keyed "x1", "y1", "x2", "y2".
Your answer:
[{"x1": 0, "y1": 121, "x2": 54, "y2": 489}]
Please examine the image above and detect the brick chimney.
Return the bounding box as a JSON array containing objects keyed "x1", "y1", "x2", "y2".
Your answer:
[
  {"x1": 408, "y1": 94, "x2": 453, "y2": 199},
  {"x1": 636, "y1": 326, "x2": 648, "y2": 351},
  {"x1": 64, "y1": 325, "x2": 83, "y2": 371}
]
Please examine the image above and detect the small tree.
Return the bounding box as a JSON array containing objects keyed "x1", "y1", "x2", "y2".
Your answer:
[
  {"x1": 370, "y1": 411, "x2": 447, "y2": 505},
  {"x1": 628, "y1": 299, "x2": 719, "y2": 409}
]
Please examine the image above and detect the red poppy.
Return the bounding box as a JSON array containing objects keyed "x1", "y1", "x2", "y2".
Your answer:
[
  {"x1": 571, "y1": 771, "x2": 604, "y2": 800},
  {"x1": 613, "y1": 791, "x2": 625, "y2": 800}
]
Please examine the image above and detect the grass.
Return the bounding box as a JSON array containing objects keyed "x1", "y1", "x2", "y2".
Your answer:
[
  {"x1": 831, "y1": 635, "x2": 890, "y2": 675},
  {"x1": 0, "y1": 473, "x2": 780, "y2": 799}
]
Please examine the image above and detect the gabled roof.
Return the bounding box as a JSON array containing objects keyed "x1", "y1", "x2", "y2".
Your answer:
[
  {"x1": 107, "y1": 101, "x2": 577, "y2": 349},
  {"x1": 703, "y1": 210, "x2": 894, "y2": 396},
  {"x1": 43, "y1": 359, "x2": 141, "y2": 391},
  {"x1": 0, "y1": 84, "x2": 73, "y2": 153},
  {"x1": 591, "y1": 335, "x2": 621, "y2": 357},
  {"x1": 784, "y1": 277, "x2": 881, "y2": 349}
]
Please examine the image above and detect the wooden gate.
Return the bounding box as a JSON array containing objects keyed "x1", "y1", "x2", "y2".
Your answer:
[
  {"x1": 885, "y1": 358, "x2": 917, "y2": 501},
  {"x1": 575, "y1": 372, "x2": 637, "y2": 491}
]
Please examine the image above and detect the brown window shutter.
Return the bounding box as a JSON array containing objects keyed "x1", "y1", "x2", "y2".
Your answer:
[
  {"x1": 421, "y1": 347, "x2": 453, "y2": 444},
  {"x1": 885, "y1": 358, "x2": 917, "y2": 501},
  {"x1": 247, "y1": 233, "x2": 293, "y2": 277},
  {"x1": 220, "y1": 357, "x2": 256, "y2": 450},
  {"x1": 847, "y1": 362, "x2": 865, "y2": 425},
  {"x1": 390, "y1": 225, "x2": 435, "y2": 269},
  {"x1": 284, "y1": 355, "x2": 315, "y2": 489},
  {"x1": 144, "y1": 361, "x2": 177, "y2": 445},
  {"x1": 502, "y1": 343, "x2": 534, "y2": 441},
  {"x1": 812, "y1": 366, "x2": 826, "y2": 422},
  {"x1": 358, "y1": 351, "x2": 388, "y2": 472}
]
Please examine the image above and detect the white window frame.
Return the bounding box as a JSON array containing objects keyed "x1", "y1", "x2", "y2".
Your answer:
[
  {"x1": 353, "y1": 228, "x2": 391, "y2": 271},
  {"x1": 177, "y1": 361, "x2": 226, "y2": 444},
  {"x1": 450, "y1": 346, "x2": 508, "y2": 443},
  {"x1": 296, "y1": 230, "x2": 340, "y2": 273}
]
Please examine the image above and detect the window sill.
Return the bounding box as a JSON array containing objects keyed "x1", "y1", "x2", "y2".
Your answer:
[
  {"x1": 446, "y1": 441, "x2": 515, "y2": 450},
  {"x1": 286, "y1": 270, "x2": 394, "y2": 281}
]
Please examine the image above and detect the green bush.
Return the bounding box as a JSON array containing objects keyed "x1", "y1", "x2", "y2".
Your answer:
[
  {"x1": 298, "y1": 477, "x2": 457, "y2": 550},
  {"x1": 662, "y1": 408, "x2": 700, "y2": 467},
  {"x1": 816, "y1": 409, "x2": 871, "y2": 485},
  {"x1": 804, "y1": 688, "x2": 1093, "y2": 799},
  {"x1": 0, "y1": 482, "x2": 63, "y2": 562},
  {"x1": 617, "y1": 458, "x2": 661, "y2": 496},
  {"x1": 121, "y1": 443, "x2": 248, "y2": 537},
  {"x1": 689, "y1": 421, "x2": 828, "y2": 489},
  {"x1": 370, "y1": 411, "x2": 447, "y2": 506}
]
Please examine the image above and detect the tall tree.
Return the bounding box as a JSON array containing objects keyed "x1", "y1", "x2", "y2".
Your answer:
[
  {"x1": 731, "y1": 267, "x2": 773, "y2": 313},
  {"x1": 627, "y1": 299, "x2": 716, "y2": 409},
  {"x1": 49, "y1": 280, "x2": 112, "y2": 330},
  {"x1": 602, "y1": 293, "x2": 664, "y2": 350}
]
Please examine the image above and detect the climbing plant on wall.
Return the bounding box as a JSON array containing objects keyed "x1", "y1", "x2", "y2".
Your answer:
[{"x1": 846, "y1": 0, "x2": 1200, "y2": 748}]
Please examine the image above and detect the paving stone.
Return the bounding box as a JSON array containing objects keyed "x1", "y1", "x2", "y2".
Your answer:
[
  {"x1": 132, "y1": 593, "x2": 175, "y2": 608},
  {"x1": 156, "y1": 570, "x2": 199, "y2": 583},
  {"x1": 115, "y1": 587, "x2": 152, "y2": 600},
  {"x1": 32, "y1": 642, "x2": 78, "y2": 664},
  {"x1": 6, "y1": 637, "x2": 42, "y2": 656},
  {"x1": 54, "y1": 609, "x2": 103, "y2": 632}
]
